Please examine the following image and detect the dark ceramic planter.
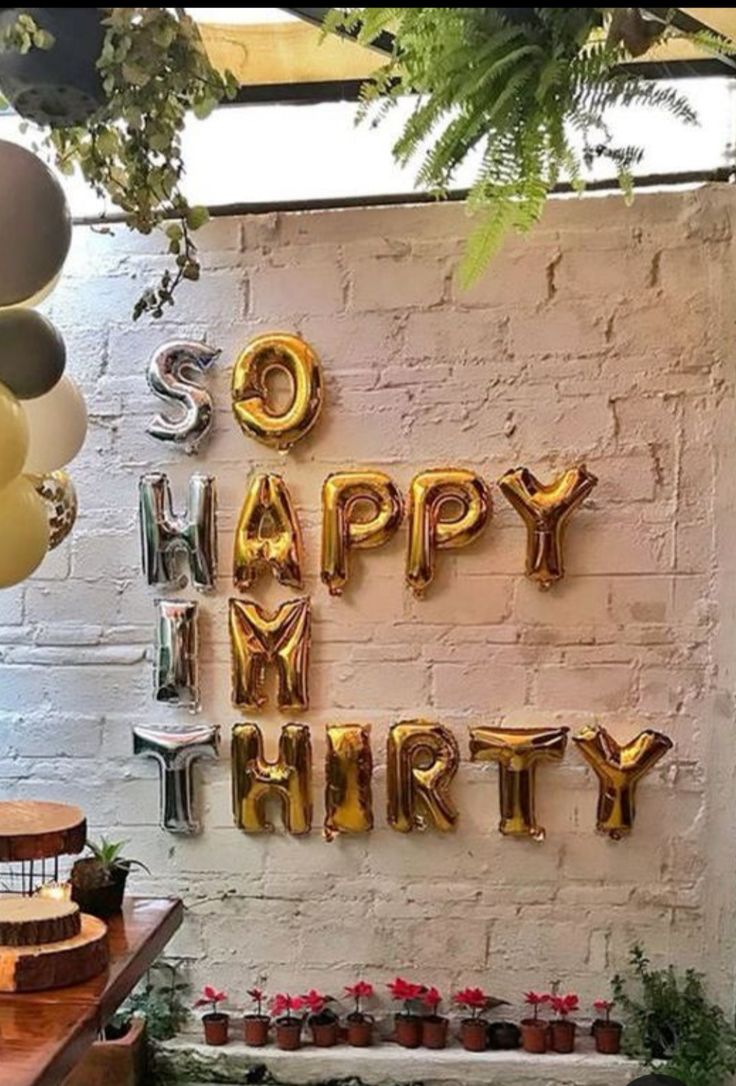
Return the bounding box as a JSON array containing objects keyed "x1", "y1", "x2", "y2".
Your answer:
[
  {"x1": 595, "y1": 1020, "x2": 623, "y2": 1054},
  {"x1": 488, "y1": 1021, "x2": 521, "y2": 1050},
  {"x1": 275, "y1": 1018, "x2": 302, "y2": 1051},
  {"x1": 347, "y1": 1014, "x2": 373, "y2": 1047},
  {"x1": 422, "y1": 1015, "x2": 448, "y2": 1049},
  {"x1": 202, "y1": 1013, "x2": 229, "y2": 1046},
  {"x1": 70, "y1": 859, "x2": 128, "y2": 919},
  {"x1": 0, "y1": 8, "x2": 106, "y2": 126},
  {"x1": 459, "y1": 1018, "x2": 487, "y2": 1052},
  {"x1": 243, "y1": 1015, "x2": 269, "y2": 1047},
  {"x1": 394, "y1": 1014, "x2": 422, "y2": 1048}
]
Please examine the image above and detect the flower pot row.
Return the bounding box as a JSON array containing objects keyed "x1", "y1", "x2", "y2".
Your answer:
[{"x1": 195, "y1": 982, "x2": 623, "y2": 1056}]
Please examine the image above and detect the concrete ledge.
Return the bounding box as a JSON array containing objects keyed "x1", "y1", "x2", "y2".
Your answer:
[{"x1": 153, "y1": 1034, "x2": 637, "y2": 1086}]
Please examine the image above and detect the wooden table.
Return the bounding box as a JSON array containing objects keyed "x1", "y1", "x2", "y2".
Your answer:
[{"x1": 0, "y1": 897, "x2": 183, "y2": 1086}]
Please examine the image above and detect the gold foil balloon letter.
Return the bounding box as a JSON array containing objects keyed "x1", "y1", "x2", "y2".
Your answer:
[
  {"x1": 153, "y1": 600, "x2": 199, "y2": 710},
  {"x1": 469, "y1": 726, "x2": 569, "y2": 839},
  {"x1": 146, "y1": 340, "x2": 220, "y2": 454},
  {"x1": 321, "y1": 471, "x2": 403, "y2": 596},
  {"x1": 406, "y1": 469, "x2": 491, "y2": 596},
  {"x1": 498, "y1": 464, "x2": 597, "y2": 589},
  {"x1": 232, "y1": 723, "x2": 312, "y2": 834},
  {"x1": 324, "y1": 724, "x2": 374, "y2": 840},
  {"x1": 133, "y1": 723, "x2": 219, "y2": 834},
  {"x1": 233, "y1": 473, "x2": 303, "y2": 591},
  {"x1": 231, "y1": 332, "x2": 323, "y2": 452},
  {"x1": 573, "y1": 726, "x2": 673, "y2": 839},
  {"x1": 387, "y1": 721, "x2": 459, "y2": 833},
  {"x1": 229, "y1": 597, "x2": 311, "y2": 712},
  {"x1": 139, "y1": 473, "x2": 217, "y2": 592}
]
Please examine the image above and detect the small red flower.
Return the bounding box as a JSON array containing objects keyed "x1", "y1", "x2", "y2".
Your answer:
[
  {"x1": 422, "y1": 986, "x2": 442, "y2": 1013},
  {"x1": 345, "y1": 981, "x2": 374, "y2": 1001},
  {"x1": 270, "y1": 993, "x2": 304, "y2": 1019},
  {"x1": 387, "y1": 976, "x2": 425, "y2": 1003},
  {"x1": 302, "y1": 988, "x2": 327, "y2": 1016},
  {"x1": 248, "y1": 987, "x2": 266, "y2": 1015},
  {"x1": 550, "y1": 992, "x2": 579, "y2": 1018},
  {"x1": 453, "y1": 987, "x2": 489, "y2": 1019},
  {"x1": 524, "y1": 990, "x2": 550, "y2": 1020},
  {"x1": 194, "y1": 985, "x2": 227, "y2": 1013},
  {"x1": 594, "y1": 998, "x2": 614, "y2": 1022}
]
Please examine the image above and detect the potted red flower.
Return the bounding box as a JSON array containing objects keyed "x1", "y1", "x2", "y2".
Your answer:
[
  {"x1": 344, "y1": 981, "x2": 375, "y2": 1047},
  {"x1": 270, "y1": 993, "x2": 304, "y2": 1051},
  {"x1": 421, "y1": 987, "x2": 448, "y2": 1049},
  {"x1": 194, "y1": 985, "x2": 229, "y2": 1046},
  {"x1": 453, "y1": 987, "x2": 490, "y2": 1052},
  {"x1": 549, "y1": 993, "x2": 579, "y2": 1053},
  {"x1": 592, "y1": 999, "x2": 623, "y2": 1054},
  {"x1": 387, "y1": 977, "x2": 426, "y2": 1048},
  {"x1": 244, "y1": 986, "x2": 270, "y2": 1047},
  {"x1": 521, "y1": 991, "x2": 550, "y2": 1053},
  {"x1": 302, "y1": 988, "x2": 339, "y2": 1047}
]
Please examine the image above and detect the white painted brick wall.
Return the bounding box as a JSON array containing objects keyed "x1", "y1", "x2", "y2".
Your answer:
[{"x1": 2, "y1": 187, "x2": 735, "y2": 1018}]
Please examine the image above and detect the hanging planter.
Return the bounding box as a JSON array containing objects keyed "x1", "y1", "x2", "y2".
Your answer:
[{"x1": 0, "y1": 8, "x2": 105, "y2": 126}]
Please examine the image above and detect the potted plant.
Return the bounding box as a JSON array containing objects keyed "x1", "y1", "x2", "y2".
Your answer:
[
  {"x1": 194, "y1": 985, "x2": 229, "y2": 1046},
  {"x1": 302, "y1": 988, "x2": 339, "y2": 1047},
  {"x1": 387, "y1": 977, "x2": 425, "y2": 1048},
  {"x1": 270, "y1": 993, "x2": 304, "y2": 1051},
  {"x1": 421, "y1": 986, "x2": 448, "y2": 1050},
  {"x1": 613, "y1": 944, "x2": 736, "y2": 1083},
  {"x1": 521, "y1": 991, "x2": 550, "y2": 1053},
  {"x1": 244, "y1": 986, "x2": 270, "y2": 1047},
  {"x1": 0, "y1": 9, "x2": 238, "y2": 319},
  {"x1": 592, "y1": 998, "x2": 622, "y2": 1054},
  {"x1": 549, "y1": 993, "x2": 579, "y2": 1054},
  {"x1": 344, "y1": 980, "x2": 375, "y2": 1047},
  {"x1": 70, "y1": 836, "x2": 149, "y2": 919},
  {"x1": 453, "y1": 987, "x2": 490, "y2": 1052}
]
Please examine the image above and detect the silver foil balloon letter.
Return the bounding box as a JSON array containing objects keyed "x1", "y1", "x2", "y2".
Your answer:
[
  {"x1": 133, "y1": 723, "x2": 219, "y2": 834},
  {"x1": 146, "y1": 340, "x2": 220, "y2": 454},
  {"x1": 154, "y1": 599, "x2": 200, "y2": 710},
  {"x1": 139, "y1": 472, "x2": 217, "y2": 592}
]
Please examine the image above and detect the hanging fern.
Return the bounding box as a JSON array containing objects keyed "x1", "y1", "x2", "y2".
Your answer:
[{"x1": 325, "y1": 8, "x2": 701, "y2": 284}]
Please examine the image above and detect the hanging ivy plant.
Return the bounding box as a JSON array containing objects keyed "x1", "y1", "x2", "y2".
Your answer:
[
  {"x1": 0, "y1": 8, "x2": 238, "y2": 319},
  {"x1": 325, "y1": 8, "x2": 704, "y2": 284}
]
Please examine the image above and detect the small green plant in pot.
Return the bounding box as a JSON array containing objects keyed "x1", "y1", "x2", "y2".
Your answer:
[
  {"x1": 613, "y1": 945, "x2": 736, "y2": 1086},
  {"x1": 70, "y1": 837, "x2": 149, "y2": 918},
  {"x1": 110, "y1": 959, "x2": 190, "y2": 1042}
]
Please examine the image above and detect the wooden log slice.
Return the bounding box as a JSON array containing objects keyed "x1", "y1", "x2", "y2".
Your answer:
[
  {"x1": 0, "y1": 914, "x2": 108, "y2": 991},
  {"x1": 0, "y1": 801, "x2": 87, "y2": 861},
  {"x1": 0, "y1": 894, "x2": 81, "y2": 947}
]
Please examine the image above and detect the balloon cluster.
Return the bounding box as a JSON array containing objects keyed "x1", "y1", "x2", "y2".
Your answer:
[{"x1": 0, "y1": 141, "x2": 87, "y2": 589}]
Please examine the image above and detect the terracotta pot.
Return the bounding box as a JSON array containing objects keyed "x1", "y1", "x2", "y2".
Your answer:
[
  {"x1": 243, "y1": 1015, "x2": 269, "y2": 1047},
  {"x1": 347, "y1": 1015, "x2": 373, "y2": 1047},
  {"x1": 311, "y1": 1018, "x2": 339, "y2": 1047},
  {"x1": 275, "y1": 1018, "x2": 302, "y2": 1051},
  {"x1": 394, "y1": 1014, "x2": 422, "y2": 1048},
  {"x1": 521, "y1": 1020, "x2": 548, "y2": 1053},
  {"x1": 459, "y1": 1018, "x2": 487, "y2": 1052},
  {"x1": 488, "y1": 1021, "x2": 521, "y2": 1050},
  {"x1": 595, "y1": 1021, "x2": 622, "y2": 1054},
  {"x1": 551, "y1": 1019, "x2": 576, "y2": 1053},
  {"x1": 422, "y1": 1015, "x2": 448, "y2": 1049},
  {"x1": 63, "y1": 1016, "x2": 146, "y2": 1086},
  {"x1": 202, "y1": 1013, "x2": 229, "y2": 1047}
]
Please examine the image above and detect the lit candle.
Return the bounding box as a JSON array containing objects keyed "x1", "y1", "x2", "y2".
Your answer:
[{"x1": 36, "y1": 881, "x2": 72, "y2": 901}]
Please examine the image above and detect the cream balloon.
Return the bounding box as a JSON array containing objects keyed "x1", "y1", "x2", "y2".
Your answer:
[
  {"x1": 0, "y1": 475, "x2": 50, "y2": 588},
  {"x1": 23, "y1": 376, "x2": 87, "y2": 473},
  {"x1": 0, "y1": 382, "x2": 29, "y2": 490}
]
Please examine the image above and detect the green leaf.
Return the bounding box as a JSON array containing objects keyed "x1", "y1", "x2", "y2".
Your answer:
[{"x1": 185, "y1": 205, "x2": 209, "y2": 231}]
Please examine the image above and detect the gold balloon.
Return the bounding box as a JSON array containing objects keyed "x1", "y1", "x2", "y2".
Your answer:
[
  {"x1": 323, "y1": 724, "x2": 374, "y2": 840},
  {"x1": 321, "y1": 471, "x2": 403, "y2": 596},
  {"x1": 498, "y1": 464, "x2": 597, "y2": 589},
  {"x1": 469, "y1": 726, "x2": 569, "y2": 839},
  {"x1": 229, "y1": 596, "x2": 311, "y2": 712},
  {"x1": 232, "y1": 723, "x2": 312, "y2": 834},
  {"x1": 0, "y1": 474, "x2": 50, "y2": 588},
  {"x1": 406, "y1": 469, "x2": 491, "y2": 596},
  {"x1": 573, "y1": 725, "x2": 673, "y2": 839},
  {"x1": 30, "y1": 470, "x2": 77, "y2": 550},
  {"x1": 231, "y1": 332, "x2": 323, "y2": 452},
  {"x1": 0, "y1": 382, "x2": 29, "y2": 491},
  {"x1": 387, "y1": 721, "x2": 459, "y2": 833},
  {"x1": 233, "y1": 473, "x2": 303, "y2": 590}
]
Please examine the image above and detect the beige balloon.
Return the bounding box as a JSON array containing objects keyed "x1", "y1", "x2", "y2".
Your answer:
[
  {"x1": 0, "y1": 475, "x2": 50, "y2": 588},
  {"x1": 0, "y1": 382, "x2": 29, "y2": 490},
  {"x1": 0, "y1": 141, "x2": 71, "y2": 308},
  {"x1": 23, "y1": 375, "x2": 88, "y2": 473}
]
